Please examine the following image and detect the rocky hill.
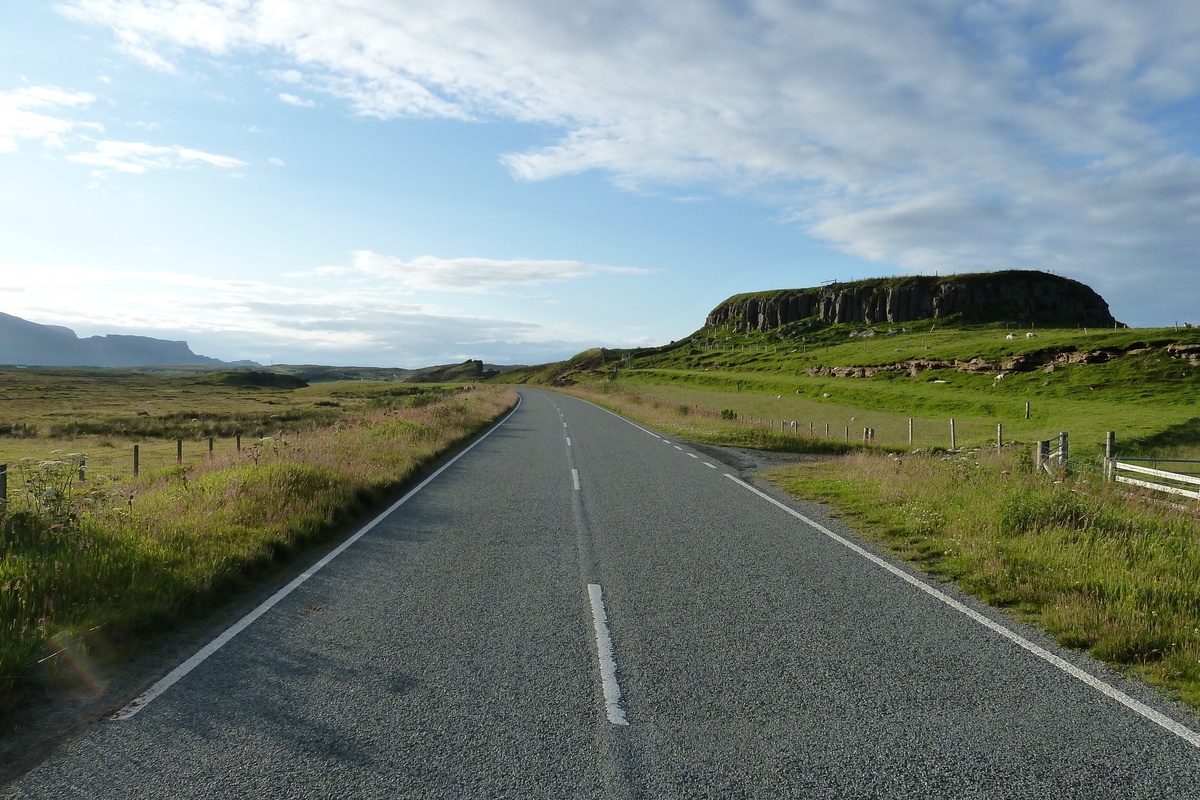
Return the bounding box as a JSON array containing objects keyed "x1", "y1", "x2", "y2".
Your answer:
[
  {"x1": 706, "y1": 270, "x2": 1116, "y2": 332},
  {"x1": 0, "y1": 312, "x2": 257, "y2": 368}
]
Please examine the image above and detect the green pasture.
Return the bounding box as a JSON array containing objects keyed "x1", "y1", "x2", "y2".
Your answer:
[{"x1": 592, "y1": 323, "x2": 1200, "y2": 463}]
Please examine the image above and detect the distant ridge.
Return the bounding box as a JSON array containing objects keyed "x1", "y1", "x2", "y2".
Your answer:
[
  {"x1": 0, "y1": 312, "x2": 259, "y2": 368},
  {"x1": 706, "y1": 270, "x2": 1117, "y2": 332}
]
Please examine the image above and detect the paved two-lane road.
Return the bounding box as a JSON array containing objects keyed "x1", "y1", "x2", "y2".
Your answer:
[{"x1": 5, "y1": 388, "x2": 1200, "y2": 798}]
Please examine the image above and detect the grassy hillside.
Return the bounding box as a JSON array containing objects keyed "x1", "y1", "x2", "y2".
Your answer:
[{"x1": 501, "y1": 321, "x2": 1200, "y2": 461}]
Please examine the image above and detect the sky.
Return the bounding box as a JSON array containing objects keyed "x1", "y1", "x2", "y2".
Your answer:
[{"x1": 3, "y1": 1, "x2": 1200, "y2": 368}]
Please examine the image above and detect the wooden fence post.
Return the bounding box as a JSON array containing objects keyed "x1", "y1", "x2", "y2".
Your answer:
[
  {"x1": 950, "y1": 418, "x2": 957, "y2": 451},
  {"x1": 997, "y1": 423, "x2": 1003, "y2": 451},
  {"x1": 1104, "y1": 431, "x2": 1116, "y2": 481},
  {"x1": 1025, "y1": 401, "x2": 1031, "y2": 420},
  {"x1": 236, "y1": 434, "x2": 242, "y2": 451},
  {"x1": 908, "y1": 417, "x2": 914, "y2": 445},
  {"x1": 0, "y1": 464, "x2": 6, "y2": 507},
  {"x1": 177, "y1": 438, "x2": 183, "y2": 464},
  {"x1": 133, "y1": 445, "x2": 139, "y2": 477},
  {"x1": 209, "y1": 437, "x2": 215, "y2": 457},
  {"x1": 1060, "y1": 432, "x2": 1069, "y2": 469}
]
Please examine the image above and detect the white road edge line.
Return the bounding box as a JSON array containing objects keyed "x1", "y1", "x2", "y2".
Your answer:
[
  {"x1": 110, "y1": 398, "x2": 524, "y2": 721},
  {"x1": 587, "y1": 583, "x2": 629, "y2": 726},
  {"x1": 587, "y1": 403, "x2": 662, "y2": 439},
  {"x1": 722, "y1": 473, "x2": 1200, "y2": 750},
  {"x1": 572, "y1": 468, "x2": 581, "y2": 491}
]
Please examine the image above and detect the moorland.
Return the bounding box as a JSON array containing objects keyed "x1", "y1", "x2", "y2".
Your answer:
[{"x1": 0, "y1": 369, "x2": 515, "y2": 734}]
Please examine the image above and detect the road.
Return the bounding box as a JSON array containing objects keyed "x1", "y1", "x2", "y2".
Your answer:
[{"x1": 5, "y1": 387, "x2": 1200, "y2": 798}]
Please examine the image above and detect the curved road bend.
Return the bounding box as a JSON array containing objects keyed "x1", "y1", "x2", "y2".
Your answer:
[{"x1": 4, "y1": 387, "x2": 1200, "y2": 798}]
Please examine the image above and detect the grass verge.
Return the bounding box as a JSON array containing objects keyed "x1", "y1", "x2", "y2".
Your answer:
[
  {"x1": 0, "y1": 386, "x2": 516, "y2": 725},
  {"x1": 763, "y1": 447, "x2": 1200, "y2": 710},
  {"x1": 553, "y1": 381, "x2": 877, "y2": 455}
]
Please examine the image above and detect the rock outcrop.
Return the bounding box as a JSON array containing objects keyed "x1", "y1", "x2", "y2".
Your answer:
[
  {"x1": 798, "y1": 342, "x2": 1200, "y2": 380},
  {"x1": 706, "y1": 270, "x2": 1116, "y2": 332}
]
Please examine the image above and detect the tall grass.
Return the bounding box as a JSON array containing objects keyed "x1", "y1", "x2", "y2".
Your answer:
[
  {"x1": 0, "y1": 387, "x2": 515, "y2": 721},
  {"x1": 764, "y1": 448, "x2": 1200, "y2": 709},
  {"x1": 557, "y1": 382, "x2": 868, "y2": 455}
]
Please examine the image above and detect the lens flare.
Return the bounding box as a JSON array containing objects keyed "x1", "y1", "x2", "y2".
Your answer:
[{"x1": 41, "y1": 631, "x2": 104, "y2": 698}]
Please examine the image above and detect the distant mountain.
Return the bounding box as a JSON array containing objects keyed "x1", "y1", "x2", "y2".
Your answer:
[
  {"x1": 0, "y1": 312, "x2": 259, "y2": 368},
  {"x1": 407, "y1": 359, "x2": 518, "y2": 383}
]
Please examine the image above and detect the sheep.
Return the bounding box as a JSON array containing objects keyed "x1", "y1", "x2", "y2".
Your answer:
[
  {"x1": 1026, "y1": 332, "x2": 1038, "y2": 338},
  {"x1": 1005, "y1": 333, "x2": 1015, "y2": 340}
]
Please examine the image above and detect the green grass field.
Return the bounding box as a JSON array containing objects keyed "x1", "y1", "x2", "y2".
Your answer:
[{"x1": 508, "y1": 322, "x2": 1200, "y2": 463}]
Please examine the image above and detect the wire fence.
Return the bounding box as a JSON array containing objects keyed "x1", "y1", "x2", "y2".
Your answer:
[
  {"x1": 664, "y1": 401, "x2": 1006, "y2": 451},
  {"x1": 0, "y1": 435, "x2": 263, "y2": 509}
]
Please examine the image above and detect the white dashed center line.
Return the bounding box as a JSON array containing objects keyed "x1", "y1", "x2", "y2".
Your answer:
[{"x1": 586, "y1": 584, "x2": 629, "y2": 726}]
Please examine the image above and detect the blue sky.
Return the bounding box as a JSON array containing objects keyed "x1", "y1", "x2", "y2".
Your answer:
[{"x1": 3, "y1": 1, "x2": 1200, "y2": 367}]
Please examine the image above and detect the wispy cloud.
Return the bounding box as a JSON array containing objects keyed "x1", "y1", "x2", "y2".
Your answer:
[
  {"x1": 278, "y1": 92, "x2": 314, "y2": 107},
  {"x1": 54, "y1": 1, "x2": 1200, "y2": 321},
  {"x1": 1, "y1": 260, "x2": 639, "y2": 366},
  {"x1": 67, "y1": 139, "x2": 247, "y2": 175},
  {"x1": 341, "y1": 251, "x2": 651, "y2": 293},
  {"x1": 3, "y1": 81, "x2": 246, "y2": 180},
  {"x1": 0, "y1": 85, "x2": 98, "y2": 152}
]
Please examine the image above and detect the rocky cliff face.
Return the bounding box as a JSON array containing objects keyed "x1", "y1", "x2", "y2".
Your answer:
[{"x1": 706, "y1": 270, "x2": 1116, "y2": 332}]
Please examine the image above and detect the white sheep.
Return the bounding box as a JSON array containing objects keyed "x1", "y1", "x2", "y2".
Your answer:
[
  {"x1": 1005, "y1": 333, "x2": 1015, "y2": 340},
  {"x1": 1026, "y1": 332, "x2": 1038, "y2": 338}
]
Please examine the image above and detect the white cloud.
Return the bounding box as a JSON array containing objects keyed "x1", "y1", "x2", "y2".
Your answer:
[
  {"x1": 53, "y1": 0, "x2": 1200, "y2": 318},
  {"x1": 1, "y1": 261, "x2": 612, "y2": 366},
  {"x1": 66, "y1": 140, "x2": 247, "y2": 174},
  {"x1": 0, "y1": 85, "x2": 97, "y2": 152},
  {"x1": 346, "y1": 251, "x2": 650, "y2": 293},
  {"x1": 278, "y1": 92, "x2": 314, "y2": 107}
]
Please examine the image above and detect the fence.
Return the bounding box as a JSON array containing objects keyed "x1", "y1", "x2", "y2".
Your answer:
[
  {"x1": 669, "y1": 401, "x2": 1001, "y2": 451},
  {"x1": 767, "y1": 416, "x2": 1005, "y2": 449},
  {"x1": 0, "y1": 435, "x2": 258, "y2": 508},
  {"x1": 1033, "y1": 432, "x2": 1070, "y2": 475},
  {"x1": 1102, "y1": 456, "x2": 1200, "y2": 500}
]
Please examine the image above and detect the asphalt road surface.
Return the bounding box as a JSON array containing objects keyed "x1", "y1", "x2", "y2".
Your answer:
[{"x1": 5, "y1": 387, "x2": 1200, "y2": 798}]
